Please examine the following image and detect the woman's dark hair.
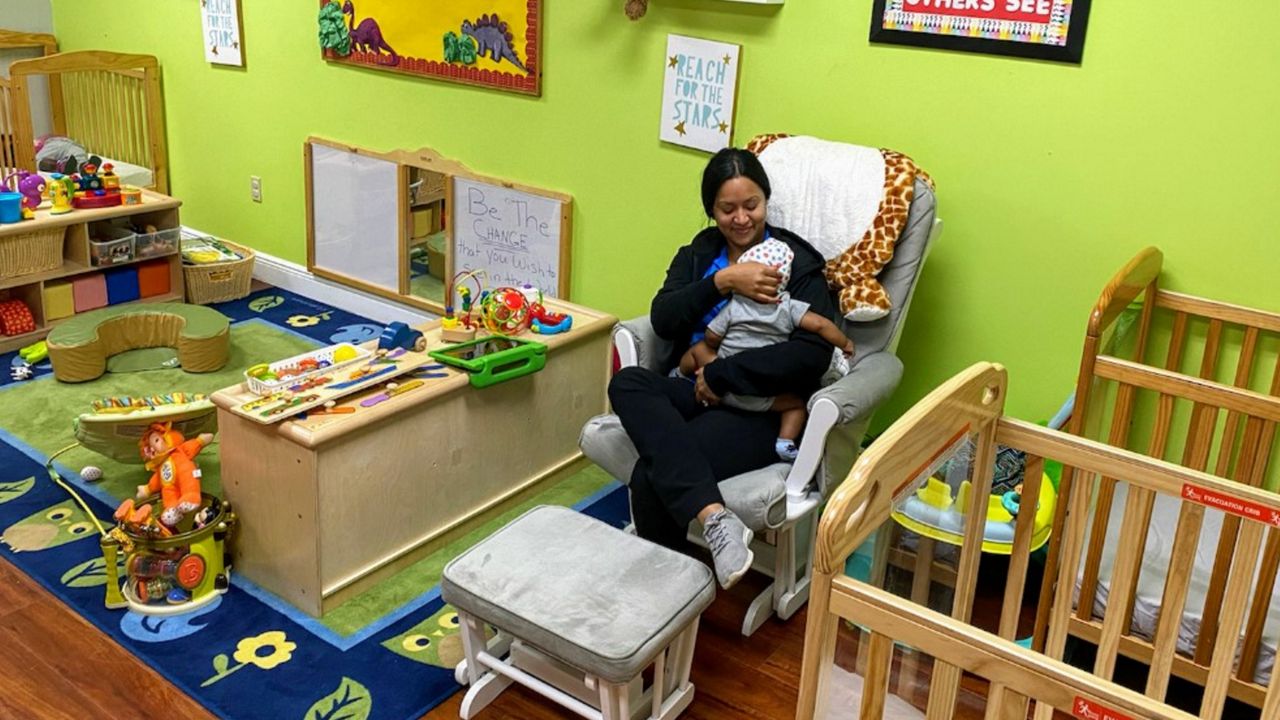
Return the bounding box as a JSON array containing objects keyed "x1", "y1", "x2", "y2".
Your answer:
[{"x1": 700, "y1": 148, "x2": 771, "y2": 217}]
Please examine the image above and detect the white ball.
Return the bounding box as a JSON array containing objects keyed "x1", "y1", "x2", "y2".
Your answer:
[{"x1": 80, "y1": 466, "x2": 104, "y2": 482}]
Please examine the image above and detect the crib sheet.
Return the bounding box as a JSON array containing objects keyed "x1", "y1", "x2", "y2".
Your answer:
[{"x1": 1083, "y1": 483, "x2": 1278, "y2": 685}]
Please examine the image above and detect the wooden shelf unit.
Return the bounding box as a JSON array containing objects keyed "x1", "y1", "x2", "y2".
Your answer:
[{"x1": 0, "y1": 191, "x2": 184, "y2": 354}]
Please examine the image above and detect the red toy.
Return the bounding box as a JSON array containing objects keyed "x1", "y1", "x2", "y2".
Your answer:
[{"x1": 135, "y1": 422, "x2": 213, "y2": 527}]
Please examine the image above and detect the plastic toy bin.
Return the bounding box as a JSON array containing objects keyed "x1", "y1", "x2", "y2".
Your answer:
[
  {"x1": 134, "y1": 227, "x2": 180, "y2": 258},
  {"x1": 89, "y1": 226, "x2": 136, "y2": 267},
  {"x1": 244, "y1": 342, "x2": 373, "y2": 396}
]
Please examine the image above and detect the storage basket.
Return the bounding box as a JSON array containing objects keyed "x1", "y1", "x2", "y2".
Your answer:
[
  {"x1": 244, "y1": 342, "x2": 373, "y2": 396},
  {"x1": 0, "y1": 227, "x2": 63, "y2": 278},
  {"x1": 183, "y1": 238, "x2": 255, "y2": 305}
]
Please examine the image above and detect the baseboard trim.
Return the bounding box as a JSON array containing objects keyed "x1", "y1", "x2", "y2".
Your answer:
[{"x1": 183, "y1": 226, "x2": 435, "y2": 325}]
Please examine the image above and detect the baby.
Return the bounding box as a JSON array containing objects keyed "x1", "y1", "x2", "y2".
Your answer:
[{"x1": 679, "y1": 238, "x2": 853, "y2": 461}]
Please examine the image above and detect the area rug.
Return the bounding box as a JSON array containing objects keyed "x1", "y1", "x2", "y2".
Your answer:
[{"x1": 0, "y1": 287, "x2": 628, "y2": 719}]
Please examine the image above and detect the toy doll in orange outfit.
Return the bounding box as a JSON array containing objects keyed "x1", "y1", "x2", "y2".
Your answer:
[{"x1": 136, "y1": 422, "x2": 213, "y2": 528}]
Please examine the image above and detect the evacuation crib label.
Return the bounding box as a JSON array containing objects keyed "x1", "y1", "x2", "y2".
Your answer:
[
  {"x1": 1181, "y1": 484, "x2": 1280, "y2": 528},
  {"x1": 1072, "y1": 697, "x2": 1135, "y2": 720}
]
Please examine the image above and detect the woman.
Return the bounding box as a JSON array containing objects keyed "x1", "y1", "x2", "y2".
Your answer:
[{"x1": 608, "y1": 148, "x2": 838, "y2": 589}]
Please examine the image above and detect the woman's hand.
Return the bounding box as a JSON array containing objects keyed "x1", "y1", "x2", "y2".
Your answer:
[
  {"x1": 714, "y1": 262, "x2": 781, "y2": 303},
  {"x1": 694, "y1": 367, "x2": 721, "y2": 407}
]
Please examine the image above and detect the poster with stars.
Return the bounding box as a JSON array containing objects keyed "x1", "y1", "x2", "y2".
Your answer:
[
  {"x1": 870, "y1": 0, "x2": 1091, "y2": 63},
  {"x1": 659, "y1": 35, "x2": 740, "y2": 154},
  {"x1": 201, "y1": 0, "x2": 244, "y2": 67}
]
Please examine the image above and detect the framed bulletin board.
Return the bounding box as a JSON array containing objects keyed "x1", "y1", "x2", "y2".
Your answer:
[
  {"x1": 451, "y1": 175, "x2": 571, "y2": 298},
  {"x1": 870, "y1": 0, "x2": 1091, "y2": 64},
  {"x1": 317, "y1": 0, "x2": 541, "y2": 96}
]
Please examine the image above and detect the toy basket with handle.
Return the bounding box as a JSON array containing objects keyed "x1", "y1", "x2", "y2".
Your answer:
[
  {"x1": 183, "y1": 238, "x2": 255, "y2": 304},
  {"x1": 244, "y1": 342, "x2": 373, "y2": 396}
]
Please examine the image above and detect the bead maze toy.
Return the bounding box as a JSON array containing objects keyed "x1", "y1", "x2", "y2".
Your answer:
[{"x1": 45, "y1": 394, "x2": 236, "y2": 614}]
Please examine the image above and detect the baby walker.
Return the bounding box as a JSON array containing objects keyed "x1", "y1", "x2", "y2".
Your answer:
[{"x1": 45, "y1": 393, "x2": 237, "y2": 615}]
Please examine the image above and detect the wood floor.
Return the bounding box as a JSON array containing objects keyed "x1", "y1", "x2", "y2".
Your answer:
[{"x1": 0, "y1": 551, "x2": 1034, "y2": 720}]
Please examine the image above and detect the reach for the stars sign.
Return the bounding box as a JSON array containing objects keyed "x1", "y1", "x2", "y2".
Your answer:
[{"x1": 659, "y1": 34, "x2": 740, "y2": 154}]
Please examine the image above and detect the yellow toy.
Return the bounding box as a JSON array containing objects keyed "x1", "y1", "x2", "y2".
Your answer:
[{"x1": 48, "y1": 173, "x2": 74, "y2": 214}]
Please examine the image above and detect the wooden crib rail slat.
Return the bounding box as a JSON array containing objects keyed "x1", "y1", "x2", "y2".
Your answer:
[
  {"x1": 1156, "y1": 289, "x2": 1280, "y2": 334},
  {"x1": 1237, "y1": 527, "x2": 1280, "y2": 682},
  {"x1": 999, "y1": 454, "x2": 1045, "y2": 642},
  {"x1": 1145, "y1": 502, "x2": 1207, "y2": 700},
  {"x1": 1093, "y1": 357, "x2": 1280, "y2": 423},
  {"x1": 1198, "y1": 520, "x2": 1265, "y2": 719},
  {"x1": 927, "y1": 412, "x2": 1001, "y2": 720},
  {"x1": 826, "y1": 577, "x2": 1198, "y2": 720},
  {"x1": 1263, "y1": 658, "x2": 1280, "y2": 720},
  {"x1": 1093, "y1": 483, "x2": 1155, "y2": 681},
  {"x1": 859, "y1": 631, "x2": 894, "y2": 719},
  {"x1": 1195, "y1": 415, "x2": 1269, "y2": 665},
  {"x1": 1076, "y1": 384, "x2": 1140, "y2": 622},
  {"x1": 984, "y1": 685, "x2": 1029, "y2": 720},
  {"x1": 1211, "y1": 327, "x2": 1260, "y2": 481}
]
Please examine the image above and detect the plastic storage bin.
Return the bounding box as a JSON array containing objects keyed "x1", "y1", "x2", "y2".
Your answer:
[
  {"x1": 105, "y1": 267, "x2": 141, "y2": 305},
  {"x1": 89, "y1": 226, "x2": 135, "y2": 267},
  {"x1": 43, "y1": 279, "x2": 75, "y2": 320},
  {"x1": 244, "y1": 342, "x2": 372, "y2": 396},
  {"x1": 134, "y1": 227, "x2": 180, "y2": 258}
]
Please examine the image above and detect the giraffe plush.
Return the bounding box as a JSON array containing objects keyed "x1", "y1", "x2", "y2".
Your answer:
[{"x1": 747, "y1": 133, "x2": 934, "y2": 322}]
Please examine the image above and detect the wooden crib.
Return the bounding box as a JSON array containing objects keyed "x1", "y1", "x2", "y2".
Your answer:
[
  {"x1": 0, "y1": 29, "x2": 168, "y2": 193},
  {"x1": 796, "y1": 362, "x2": 1280, "y2": 719},
  {"x1": 1034, "y1": 247, "x2": 1280, "y2": 709},
  {"x1": 0, "y1": 30, "x2": 57, "y2": 178}
]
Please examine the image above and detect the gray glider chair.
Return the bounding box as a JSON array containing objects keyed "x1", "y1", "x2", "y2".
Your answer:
[{"x1": 580, "y1": 137, "x2": 941, "y2": 636}]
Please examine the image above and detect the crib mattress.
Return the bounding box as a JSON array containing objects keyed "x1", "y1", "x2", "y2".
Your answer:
[
  {"x1": 40, "y1": 156, "x2": 153, "y2": 190},
  {"x1": 1084, "y1": 484, "x2": 1278, "y2": 685}
]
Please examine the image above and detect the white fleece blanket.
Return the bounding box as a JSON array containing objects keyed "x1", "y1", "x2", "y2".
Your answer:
[{"x1": 757, "y1": 136, "x2": 886, "y2": 262}]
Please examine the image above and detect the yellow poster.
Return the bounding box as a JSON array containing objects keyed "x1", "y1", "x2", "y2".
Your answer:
[{"x1": 318, "y1": 0, "x2": 540, "y2": 95}]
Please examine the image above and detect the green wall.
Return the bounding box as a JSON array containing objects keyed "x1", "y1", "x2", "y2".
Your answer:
[{"x1": 50, "y1": 1, "x2": 1280, "y2": 427}]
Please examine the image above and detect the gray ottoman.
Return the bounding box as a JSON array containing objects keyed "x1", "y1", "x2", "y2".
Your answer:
[{"x1": 442, "y1": 505, "x2": 715, "y2": 720}]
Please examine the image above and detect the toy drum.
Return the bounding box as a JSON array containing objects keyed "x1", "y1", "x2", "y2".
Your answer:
[
  {"x1": 121, "y1": 186, "x2": 143, "y2": 205},
  {"x1": 100, "y1": 493, "x2": 237, "y2": 615}
]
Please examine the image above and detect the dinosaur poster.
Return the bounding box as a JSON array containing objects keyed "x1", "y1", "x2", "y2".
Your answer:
[{"x1": 318, "y1": 0, "x2": 540, "y2": 96}]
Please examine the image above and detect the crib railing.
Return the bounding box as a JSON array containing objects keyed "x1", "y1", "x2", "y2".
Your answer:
[
  {"x1": 1038, "y1": 247, "x2": 1280, "y2": 706},
  {"x1": 8, "y1": 50, "x2": 167, "y2": 193},
  {"x1": 798, "y1": 362, "x2": 1280, "y2": 719}
]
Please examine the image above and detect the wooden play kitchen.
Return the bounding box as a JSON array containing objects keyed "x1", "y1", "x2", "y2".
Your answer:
[
  {"x1": 0, "y1": 190, "x2": 184, "y2": 354},
  {"x1": 210, "y1": 299, "x2": 615, "y2": 617}
]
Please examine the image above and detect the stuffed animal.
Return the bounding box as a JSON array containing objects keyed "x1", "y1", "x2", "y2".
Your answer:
[
  {"x1": 747, "y1": 133, "x2": 934, "y2": 322},
  {"x1": 136, "y1": 422, "x2": 213, "y2": 528}
]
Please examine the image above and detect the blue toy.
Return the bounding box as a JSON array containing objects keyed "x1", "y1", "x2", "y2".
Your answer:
[{"x1": 378, "y1": 322, "x2": 427, "y2": 353}]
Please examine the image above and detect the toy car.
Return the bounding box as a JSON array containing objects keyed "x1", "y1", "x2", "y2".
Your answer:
[{"x1": 378, "y1": 322, "x2": 427, "y2": 353}]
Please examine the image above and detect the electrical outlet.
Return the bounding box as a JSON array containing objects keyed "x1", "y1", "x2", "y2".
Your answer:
[{"x1": 250, "y1": 175, "x2": 262, "y2": 203}]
